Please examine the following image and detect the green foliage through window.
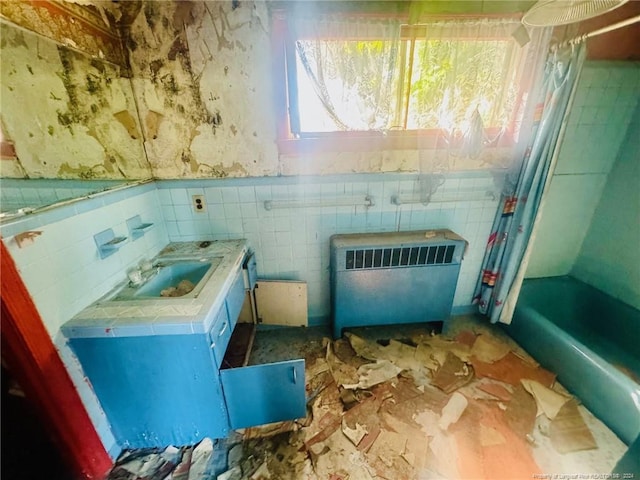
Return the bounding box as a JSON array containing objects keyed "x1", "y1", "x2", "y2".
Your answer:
[{"x1": 289, "y1": 18, "x2": 523, "y2": 136}]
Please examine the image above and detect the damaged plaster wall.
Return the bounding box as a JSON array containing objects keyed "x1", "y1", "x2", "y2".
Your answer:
[
  {"x1": 125, "y1": 1, "x2": 278, "y2": 178},
  {"x1": 123, "y1": 0, "x2": 517, "y2": 178},
  {"x1": 0, "y1": 21, "x2": 151, "y2": 180}
]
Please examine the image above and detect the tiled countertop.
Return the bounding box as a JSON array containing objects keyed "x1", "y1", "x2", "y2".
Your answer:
[{"x1": 62, "y1": 240, "x2": 248, "y2": 338}]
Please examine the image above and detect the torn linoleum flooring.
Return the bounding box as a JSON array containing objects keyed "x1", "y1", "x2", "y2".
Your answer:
[{"x1": 107, "y1": 316, "x2": 627, "y2": 480}]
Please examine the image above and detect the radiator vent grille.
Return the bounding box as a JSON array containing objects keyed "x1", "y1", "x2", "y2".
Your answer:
[{"x1": 345, "y1": 244, "x2": 455, "y2": 270}]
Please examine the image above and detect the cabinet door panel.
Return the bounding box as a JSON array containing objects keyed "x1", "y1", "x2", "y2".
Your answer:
[
  {"x1": 209, "y1": 306, "x2": 231, "y2": 368},
  {"x1": 226, "y1": 270, "x2": 245, "y2": 330},
  {"x1": 220, "y1": 360, "x2": 306, "y2": 429}
]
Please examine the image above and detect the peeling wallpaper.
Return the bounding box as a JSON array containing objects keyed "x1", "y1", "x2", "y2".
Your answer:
[
  {"x1": 127, "y1": 1, "x2": 510, "y2": 178},
  {"x1": 0, "y1": 0, "x2": 126, "y2": 65},
  {"x1": 3, "y1": 0, "x2": 638, "y2": 185},
  {"x1": 126, "y1": 1, "x2": 278, "y2": 178},
  {"x1": 0, "y1": 22, "x2": 151, "y2": 179},
  {"x1": 2, "y1": 1, "x2": 530, "y2": 182}
]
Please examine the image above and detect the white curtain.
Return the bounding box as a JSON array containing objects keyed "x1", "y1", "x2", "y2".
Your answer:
[
  {"x1": 410, "y1": 19, "x2": 552, "y2": 172},
  {"x1": 289, "y1": 14, "x2": 552, "y2": 169},
  {"x1": 290, "y1": 15, "x2": 402, "y2": 132}
]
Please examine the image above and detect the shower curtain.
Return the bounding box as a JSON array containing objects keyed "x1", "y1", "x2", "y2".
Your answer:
[{"x1": 474, "y1": 43, "x2": 587, "y2": 324}]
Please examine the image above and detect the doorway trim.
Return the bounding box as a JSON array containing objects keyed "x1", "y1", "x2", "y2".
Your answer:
[{"x1": 1, "y1": 241, "x2": 112, "y2": 479}]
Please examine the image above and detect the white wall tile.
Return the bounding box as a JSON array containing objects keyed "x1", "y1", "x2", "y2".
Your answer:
[
  {"x1": 220, "y1": 187, "x2": 239, "y2": 204},
  {"x1": 154, "y1": 177, "x2": 499, "y2": 321},
  {"x1": 204, "y1": 187, "x2": 223, "y2": 204},
  {"x1": 170, "y1": 188, "x2": 190, "y2": 205}
]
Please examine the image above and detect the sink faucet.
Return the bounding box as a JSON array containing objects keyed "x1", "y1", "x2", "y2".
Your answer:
[
  {"x1": 139, "y1": 258, "x2": 154, "y2": 272},
  {"x1": 127, "y1": 268, "x2": 143, "y2": 287}
]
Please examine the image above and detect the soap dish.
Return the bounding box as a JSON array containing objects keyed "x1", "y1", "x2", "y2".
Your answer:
[
  {"x1": 127, "y1": 215, "x2": 154, "y2": 240},
  {"x1": 94, "y1": 229, "x2": 128, "y2": 259}
]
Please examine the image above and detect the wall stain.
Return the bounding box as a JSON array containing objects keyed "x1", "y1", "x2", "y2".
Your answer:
[
  {"x1": 57, "y1": 47, "x2": 82, "y2": 125},
  {"x1": 149, "y1": 59, "x2": 163, "y2": 78},
  {"x1": 58, "y1": 161, "x2": 108, "y2": 179},
  {"x1": 144, "y1": 2, "x2": 158, "y2": 31},
  {"x1": 2, "y1": 28, "x2": 28, "y2": 49},
  {"x1": 198, "y1": 160, "x2": 247, "y2": 177},
  {"x1": 90, "y1": 58, "x2": 106, "y2": 75},
  {"x1": 160, "y1": 73, "x2": 180, "y2": 95},
  {"x1": 113, "y1": 111, "x2": 141, "y2": 139},
  {"x1": 126, "y1": 34, "x2": 138, "y2": 53},
  {"x1": 123, "y1": 1, "x2": 274, "y2": 178},
  {"x1": 56, "y1": 110, "x2": 76, "y2": 135},
  {"x1": 145, "y1": 110, "x2": 163, "y2": 139},
  {"x1": 173, "y1": 1, "x2": 197, "y2": 28},
  {"x1": 210, "y1": 110, "x2": 222, "y2": 128},
  {"x1": 204, "y1": 4, "x2": 233, "y2": 51},
  {"x1": 104, "y1": 155, "x2": 127, "y2": 177},
  {"x1": 167, "y1": 35, "x2": 188, "y2": 61},
  {"x1": 53, "y1": 45, "x2": 145, "y2": 177},
  {"x1": 86, "y1": 73, "x2": 102, "y2": 94},
  {"x1": 180, "y1": 151, "x2": 200, "y2": 174}
]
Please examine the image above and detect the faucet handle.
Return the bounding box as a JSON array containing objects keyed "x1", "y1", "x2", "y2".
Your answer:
[
  {"x1": 139, "y1": 259, "x2": 154, "y2": 272},
  {"x1": 127, "y1": 268, "x2": 143, "y2": 286}
]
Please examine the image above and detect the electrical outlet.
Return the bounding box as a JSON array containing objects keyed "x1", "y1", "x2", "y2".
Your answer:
[{"x1": 192, "y1": 195, "x2": 206, "y2": 213}]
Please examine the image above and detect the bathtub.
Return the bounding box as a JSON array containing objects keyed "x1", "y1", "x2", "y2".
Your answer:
[{"x1": 507, "y1": 276, "x2": 640, "y2": 446}]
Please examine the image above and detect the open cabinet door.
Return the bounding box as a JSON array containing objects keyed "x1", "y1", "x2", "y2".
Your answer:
[{"x1": 220, "y1": 359, "x2": 306, "y2": 429}]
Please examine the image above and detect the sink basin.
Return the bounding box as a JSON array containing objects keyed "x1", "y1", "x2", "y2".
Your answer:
[
  {"x1": 109, "y1": 258, "x2": 223, "y2": 301},
  {"x1": 135, "y1": 261, "x2": 212, "y2": 298}
]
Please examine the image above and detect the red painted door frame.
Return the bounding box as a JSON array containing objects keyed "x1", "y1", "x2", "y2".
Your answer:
[{"x1": 1, "y1": 240, "x2": 112, "y2": 479}]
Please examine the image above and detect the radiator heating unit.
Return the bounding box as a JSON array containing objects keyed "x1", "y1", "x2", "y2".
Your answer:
[{"x1": 330, "y1": 229, "x2": 467, "y2": 339}]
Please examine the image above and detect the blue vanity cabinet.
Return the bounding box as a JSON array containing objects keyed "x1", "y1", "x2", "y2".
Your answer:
[
  {"x1": 69, "y1": 328, "x2": 229, "y2": 448},
  {"x1": 67, "y1": 253, "x2": 307, "y2": 449}
]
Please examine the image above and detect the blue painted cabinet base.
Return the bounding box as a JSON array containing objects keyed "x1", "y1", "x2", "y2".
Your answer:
[
  {"x1": 70, "y1": 334, "x2": 229, "y2": 449},
  {"x1": 68, "y1": 259, "x2": 307, "y2": 449}
]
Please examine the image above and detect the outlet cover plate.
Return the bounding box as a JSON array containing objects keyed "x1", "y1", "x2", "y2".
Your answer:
[{"x1": 192, "y1": 195, "x2": 206, "y2": 213}]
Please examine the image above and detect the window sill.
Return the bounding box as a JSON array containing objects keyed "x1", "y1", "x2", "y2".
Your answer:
[{"x1": 277, "y1": 129, "x2": 514, "y2": 156}]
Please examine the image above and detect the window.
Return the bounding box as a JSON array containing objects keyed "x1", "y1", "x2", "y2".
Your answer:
[{"x1": 272, "y1": 10, "x2": 534, "y2": 155}]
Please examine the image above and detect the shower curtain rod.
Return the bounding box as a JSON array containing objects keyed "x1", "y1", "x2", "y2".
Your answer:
[{"x1": 551, "y1": 14, "x2": 640, "y2": 50}]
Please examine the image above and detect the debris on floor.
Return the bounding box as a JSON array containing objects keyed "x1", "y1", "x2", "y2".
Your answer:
[
  {"x1": 471, "y1": 351, "x2": 556, "y2": 387},
  {"x1": 469, "y1": 333, "x2": 511, "y2": 363},
  {"x1": 341, "y1": 360, "x2": 403, "y2": 390},
  {"x1": 108, "y1": 445, "x2": 191, "y2": 480},
  {"x1": 475, "y1": 379, "x2": 513, "y2": 401},
  {"x1": 521, "y1": 378, "x2": 571, "y2": 420},
  {"x1": 549, "y1": 399, "x2": 598, "y2": 453},
  {"x1": 438, "y1": 391, "x2": 468, "y2": 430},
  {"x1": 107, "y1": 320, "x2": 626, "y2": 480},
  {"x1": 431, "y1": 351, "x2": 474, "y2": 393}
]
